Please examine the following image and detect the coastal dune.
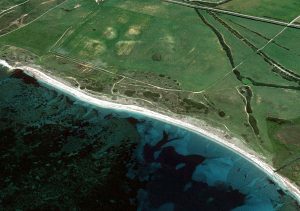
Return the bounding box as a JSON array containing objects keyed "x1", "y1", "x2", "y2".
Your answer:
[{"x1": 1, "y1": 59, "x2": 300, "y2": 206}]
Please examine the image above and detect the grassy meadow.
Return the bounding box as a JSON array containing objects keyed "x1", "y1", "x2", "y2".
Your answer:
[{"x1": 0, "y1": 0, "x2": 300, "y2": 184}]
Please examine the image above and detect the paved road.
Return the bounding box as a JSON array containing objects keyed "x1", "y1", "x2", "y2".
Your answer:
[{"x1": 164, "y1": 0, "x2": 300, "y2": 29}]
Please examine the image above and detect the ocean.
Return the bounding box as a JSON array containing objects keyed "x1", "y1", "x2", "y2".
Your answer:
[{"x1": 0, "y1": 68, "x2": 299, "y2": 210}]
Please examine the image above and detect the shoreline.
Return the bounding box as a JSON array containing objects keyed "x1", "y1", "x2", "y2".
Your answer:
[{"x1": 1, "y1": 60, "x2": 300, "y2": 202}]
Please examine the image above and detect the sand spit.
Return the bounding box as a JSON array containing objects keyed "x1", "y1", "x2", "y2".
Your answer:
[{"x1": 1, "y1": 59, "x2": 300, "y2": 202}]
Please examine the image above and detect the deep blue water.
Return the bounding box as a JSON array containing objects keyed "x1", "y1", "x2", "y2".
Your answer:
[{"x1": 0, "y1": 68, "x2": 299, "y2": 210}]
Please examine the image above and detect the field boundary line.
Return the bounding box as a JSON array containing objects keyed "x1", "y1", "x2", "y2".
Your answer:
[
  {"x1": 0, "y1": 0, "x2": 68, "y2": 39},
  {"x1": 49, "y1": 26, "x2": 73, "y2": 52},
  {"x1": 200, "y1": 14, "x2": 300, "y2": 92},
  {"x1": 163, "y1": 0, "x2": 300, "y2": 29},
  {"x1": 0, "y1": 0, "x2": 30, "y2": 16},
  {"x1": 52, "y1": 52, "x2": 207, "y2": 94}
]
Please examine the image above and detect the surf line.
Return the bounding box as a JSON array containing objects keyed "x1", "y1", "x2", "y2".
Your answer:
[{"x1": 1, "y1": 59, "x2": 300, "y2": 202}]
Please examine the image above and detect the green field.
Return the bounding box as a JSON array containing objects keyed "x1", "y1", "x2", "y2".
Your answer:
[
  {"x1": 55, "y1": 0, "x2": 233, "y2": 91},
  {"x1": 218, "y1": 0, "x2": 300, "y2": 22},
  {"x1": 0, "y1": 0, "x2": 27, "y2": 11},
  {"x1": 0, "y1": 0, "x2": 65, "y2": 36},
  {"x1": 0, "y1": 0, "x2": 300, "y2": 185}
]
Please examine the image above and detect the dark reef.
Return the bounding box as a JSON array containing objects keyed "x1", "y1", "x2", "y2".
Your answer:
[{"x1": 0, "y1": 71, "x2": 298, "y2": 210}]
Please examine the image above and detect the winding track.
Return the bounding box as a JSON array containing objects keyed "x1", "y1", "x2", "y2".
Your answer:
[
  {"x1": 1, "y1": 59, "x2": 300, "y2": 202},
  {"x1": 187, "y1": 0, "x2": 232, "y2": 6},
  {"x1": 163, "y1": 0, "x2": 300, "y2": 29}
]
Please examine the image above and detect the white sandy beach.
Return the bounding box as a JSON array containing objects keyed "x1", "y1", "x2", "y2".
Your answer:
[{"x1": 1, "y1": 59, "x2": 300, "y2": 202}]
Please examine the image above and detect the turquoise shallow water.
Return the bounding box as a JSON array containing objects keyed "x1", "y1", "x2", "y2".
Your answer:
[{"x1": 0, "y1": 68, "x2": 299, "y2": 210}]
